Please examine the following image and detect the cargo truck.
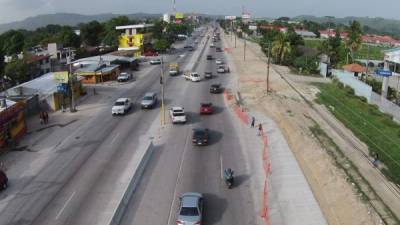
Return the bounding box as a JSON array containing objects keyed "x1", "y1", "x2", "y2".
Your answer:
[{"x1": 169, "y1": 63, "x2": 180, "y2": 76}]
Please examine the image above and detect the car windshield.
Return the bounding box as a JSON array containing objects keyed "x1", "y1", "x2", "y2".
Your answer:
[
  {"x1": 173, "y1": 112, "x2": 185, "y2": 116},
  {"x1": 143, "y1": 96, "x2": 153, "y2": 101},
  {"x1": 114, "y1": 101, "x2": 125, "y2": 106},
  {"x1": 212, "y1": 84, "x2": 220, "y2": 88},
  {"x1": 180, "y1": 207, "x2": 199, "y2": 216},
  {"x1": 192, "y1": 74, "x2": 199, "y2": 77},
  {"x1": 201, "y1": 103, "x2": 211, "y2": 107},
  {"x1": 194, "y1": 130, "x2": 206, "y2": 137}
]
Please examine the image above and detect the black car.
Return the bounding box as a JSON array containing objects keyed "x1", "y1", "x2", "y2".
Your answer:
[
  {"x1": 210, "y1": 84, "x2": 223, "y2": 94},
  {"x1": 216, "y1": 47, "x2": 222, "y2": 52},
  {"x1": 205, "y1": 72, "x2": 213, "y2": 79},
  {"x1": 206, "y1": 55, "x2": 213, "y2": 60},
  {"x1": 192, "y1": 129, "x2": 209, "y2": 146}
]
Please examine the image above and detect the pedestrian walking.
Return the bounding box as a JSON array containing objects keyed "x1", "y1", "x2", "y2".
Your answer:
[
  {"x1": 251, "y1": 116, "x2": 255, "y2": 128},
  {"x1": 39, "y1": 111, "x2": 44, "y2": 125},
  {"x1": 372, "y1": 152, "x2": 379, "y2": 167},
  {"x1": 258, "y1": 123, "x2": 263, "y2": 136},
  {"x1": 44, "y1": 111, "x2": 49, "y2": 124}
]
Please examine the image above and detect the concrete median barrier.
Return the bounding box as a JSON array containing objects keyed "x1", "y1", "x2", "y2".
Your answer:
[{"x1": 109, "y1": 141, "x2": 154, "y2": 225}]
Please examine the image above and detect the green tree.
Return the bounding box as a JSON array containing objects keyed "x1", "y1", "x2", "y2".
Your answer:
[
  {"x1": 321, "y1": 29, "x2": 348, "y2": 67},
  {"x1": 102, "y1": 16, "x2": 133, "y2": 47},
  {"x1": 0, "y1": 48, "x2": 4, "y2": 76},
  {"x1": 152, "y1": 20, "x2": 168, "y2": 40},
  {"x1": 4, "y1": 59, "x2": 29, "y2": 84},
  {"x1": 0, "y1": 30, "x2": 25, "y2": 55},
  {"x1": 57, "y1": 27, "x2": 80, "y2": 48},
  {"x1": 271, "y1": 33, "x2": 292, "y2": 64},
  {"x1": 346, "y1": 20, "x2": 363, "y2": 62},
  {"x1": 153, "y1": 39, "x2": 170, "y2": 52},
  {"x1": 80, "y1": 21, "x2": 104, "y2": 47}
]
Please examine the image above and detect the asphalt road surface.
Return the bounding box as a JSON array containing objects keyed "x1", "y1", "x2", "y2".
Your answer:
[
  {"x1": 119, "y1": 31, "x2": 259, "y2": 225},
  {"x1": 0, "y1": 25, "x2": 259, "y2": 225}
]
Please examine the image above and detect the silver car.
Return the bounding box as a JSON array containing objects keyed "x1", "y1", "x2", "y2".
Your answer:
[
  {"x1": 177, "y1": 192, "x2": 203, "y2": 225},
  {"x1": 141, "y1": 92, "x2": 158, "y2": 109}
]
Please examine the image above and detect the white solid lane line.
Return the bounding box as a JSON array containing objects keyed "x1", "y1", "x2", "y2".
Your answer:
[
  {"x1": 220, "y1": 155, "x2": 224, "y2": 180},
  {"x1": 55, "y1": 191, "x2": 76, "y2": 220}
]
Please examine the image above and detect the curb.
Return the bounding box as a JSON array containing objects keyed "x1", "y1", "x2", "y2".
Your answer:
[{"x1": 109, "y1": 141, "x2": 154, "y2": 225}]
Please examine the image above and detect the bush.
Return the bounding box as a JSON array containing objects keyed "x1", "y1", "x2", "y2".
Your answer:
[
  {"x1": 292, "y1": 56, "x2": 319, "y2": 75},
  {"x1": 344, "y1": 86, "x2": 355, "y2": 96}
]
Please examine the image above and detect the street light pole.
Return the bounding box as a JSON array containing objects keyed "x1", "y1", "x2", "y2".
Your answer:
[
  {"x1": 160, "y1": 56, "x2": 165, "y2": 126},
  {"x1": 267, "y1": 41, "x2": 271, "y2": 93},
  {"x1": 68, "y1": 48, "x2": 76, "y2": 112}
]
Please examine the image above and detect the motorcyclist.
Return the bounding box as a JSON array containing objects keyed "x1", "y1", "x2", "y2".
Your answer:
[{"x1": 224, "y1": 168, "x2": 234, "y2": 183}]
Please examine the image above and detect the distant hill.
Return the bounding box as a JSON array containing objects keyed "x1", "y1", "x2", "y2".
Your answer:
[
  {"x1": 293, "y1": 15, "x2": 400, "y2": 36},
  {"x1": 0, "y1": 13, "x2": 162, "y2": 33}
]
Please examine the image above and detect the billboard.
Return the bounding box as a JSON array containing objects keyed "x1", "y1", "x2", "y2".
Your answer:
[
  {"x1": 225, "y1": 16, "x2": 236, "y2": 20},
  {"x1": 249, "y1": 25, "x2": 257, "y2": 30},
  {"x1": 175, "y1": 12, "x2": 184, "y2": 19},
  {"x1": 54, "y1": 71, "x2": 69, "y2": 83},
  {"x1": 242, "y1": 13, "x2": 251, "y2": 19}
]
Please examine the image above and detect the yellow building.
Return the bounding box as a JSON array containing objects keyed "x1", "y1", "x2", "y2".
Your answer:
[{"x1": 116, "y1": 24, "x2": 154, "y2": 57}]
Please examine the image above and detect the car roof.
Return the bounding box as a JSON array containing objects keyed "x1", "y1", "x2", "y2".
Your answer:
[
  {"x1": 181, "y1": 192, "x2": 202, "y2": 207},
  {"x1": 211, "y1": 83, "x2": 221, "y2": 86},
  {"x1": 201, "y1": 102, "x2": 212, "y2": 106},
  {"x1": 144, "y1": 92, "x2": 156, "y2": 97},
  {"x1": 116, "y1": 98, "x2": 129, "y2": 102}
]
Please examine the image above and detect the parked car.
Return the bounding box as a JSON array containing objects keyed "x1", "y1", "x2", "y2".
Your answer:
[
  {"x1": 210, "y1": 43, "x2": 215, "y2": 48},
  {"x1": 217, "y1": 65, "x2": 230, "y2": 73},
  {"x1": 150, "y1": 59, "x2": 162, "y2": 65},
  {"x1": 216, "y1": 47, "x2": 222, "y2": 52},
  {"x1": 117, "y1": 72, "x2": 133, "y2": 82},
  {"x1": 0, "y1": 170, "x2": 8, "y2": 191},
  {"x1": 192, "y1": 129, "x2": 210, "y2": 146},
  {"x1": 177, "y1": 192, "x2": 204, "y2": 224},
  {"x1": 204, "y1": 72, "x2": 213, "y2": 79},
  {"x1": 200, "y1": 102, "x2": 214, "y2": 115},
  {"x1": 144, "y1": 51, "x2": 158, "y2": 57},
  {"x1": 210, "y1": 84, "x2": 223, "y2": 94},
  {"x1": 141, "y1": 92, "x2": 158, "y2": 109},
  {"x1": 206, "y1": 55, "x2": 213, "y2": 60},
  {"x1": 112, "y1": 98, "x2": 132, "y2": 115},
  {"x1": 169, "y1": 107, "x2": 187, "y2": 124}
]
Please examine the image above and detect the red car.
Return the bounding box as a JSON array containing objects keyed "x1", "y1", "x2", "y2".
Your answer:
[
  {"x1": 143, "y1": 51, "x2": 158, "y2": 57},
  {"x1": 200, "y1": 103, "x2": 214, "y2": 115}
]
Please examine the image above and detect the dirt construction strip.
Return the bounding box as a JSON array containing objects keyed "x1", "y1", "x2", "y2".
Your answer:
[{"x1": 221, "y1": 30, "x2": 386, "y2": 225}]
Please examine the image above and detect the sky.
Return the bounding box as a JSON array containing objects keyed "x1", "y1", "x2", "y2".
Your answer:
[{"x1": 0, "y1": 0, "x2": 399, "y2": 24}]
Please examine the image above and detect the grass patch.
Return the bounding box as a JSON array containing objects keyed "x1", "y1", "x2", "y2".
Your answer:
[
  {"x1": 304, "y1": 38, "x2": 389, "y2": 60},
  {"x1": 316, "y1": 82, "x2": 400, "y2": 185},
  {"x1": 309, "y1": 124, "x2": 399, "y2": 225}
]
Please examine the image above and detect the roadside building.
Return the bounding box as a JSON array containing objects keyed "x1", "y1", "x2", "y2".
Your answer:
[
  {"x1": 342, "y1": 63, "x2": 367, "y2": 77},
  {"x1": 0, "y1": 99, "x2": 26, "y2": 150},
  {"x1": 26, "y1": 54, "x2": 51, "y2": 78},
  {"x1": 73, "y1": 54, "x2": 139, "y2": 71},
  {"x1": 3, "y1": 72, "x2": 84, "y2": 111},
  {"x1": 295, "y1": 29, "x2": 317, "y2": 38},
  {"x1": 75, "y1": 63, "x2": 120, "y2": 84},
  {"x1": 383, "y1": 48, "x2": 400, "y2": 75},
  {"x1": 116, "y1": 24, "x2": 154, "y2": 57}
]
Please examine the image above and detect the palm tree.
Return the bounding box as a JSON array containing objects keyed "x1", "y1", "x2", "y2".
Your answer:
[
  {"x1": 346, "y1": 20, "x2": 363, "y2": 62},
  {"x1": 271, "y1": 33, "x2": 292, "y2": 64}
]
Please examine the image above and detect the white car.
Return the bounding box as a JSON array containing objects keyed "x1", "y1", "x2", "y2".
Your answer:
[
  {"x1": 215, "y1": 59, "x2": 223, "y2": 65},
  {"x1": 117, "y1": 72, "x2": 132, "y2": 82},
  {"x1": 112, "y1": 98, "x2": 132, "y2": 115},
  {"x1": 169, "y1": 107, "x2": 187, "y2": 124},
  {"x1": 150, "y1": 59, "x2": 162, "y2": 65},
  {"x1": 190, "y1": 72, "x2": 201, "y2": 82}
]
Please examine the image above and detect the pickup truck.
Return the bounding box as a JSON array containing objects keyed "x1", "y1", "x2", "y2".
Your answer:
[
  {"x1": 183, "y1": 71, "x2": 201, "y2": 82},
  {"x1": 169, "y1": 63, "x2": 180, "y2": 76}
]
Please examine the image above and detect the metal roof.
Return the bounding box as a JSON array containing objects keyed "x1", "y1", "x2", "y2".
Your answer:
[{"x1": 115, "y1": 24, "x2": 154, "y2": 30}]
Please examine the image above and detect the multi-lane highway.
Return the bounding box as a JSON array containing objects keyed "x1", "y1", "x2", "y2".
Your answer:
[
  {"x1": 119, "y1": 28, "x2": 259, "y2": 225},
  {"x1": 0, "y1": 25, "x2": 260, "y2": 225}
]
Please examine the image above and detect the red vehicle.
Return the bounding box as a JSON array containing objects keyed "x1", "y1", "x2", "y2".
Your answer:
[
  {"x1": 143, "y1": 51, "x2": 158, "y2": 57},
  {"x1": 200, "y1": 103, "x2": 214, "y2": 115},
  {"x1": 0, "y1": 170, "x2": 8, "y2": 191}
]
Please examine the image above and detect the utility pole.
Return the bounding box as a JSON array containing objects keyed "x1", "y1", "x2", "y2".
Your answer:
[
  {"x1": 235, "y1": 33, "x2": 237, "y2": 48},
  {"x1": 68, "y1": 48, "x2": 76, "y2": 112},
  {"x1": 243, "y1": 34, "x2": 247, "y2": 61},
  {"x1": 267, "y1": 41, "x2": 271, "y2": 93},
  {"x1": 160, "y1": 56, "x2": 165, "y2": 126}
]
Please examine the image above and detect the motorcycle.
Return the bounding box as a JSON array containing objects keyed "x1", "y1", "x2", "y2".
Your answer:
[{"x1": 224, "y1": 169, "x2": 234, "y2": 189}]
